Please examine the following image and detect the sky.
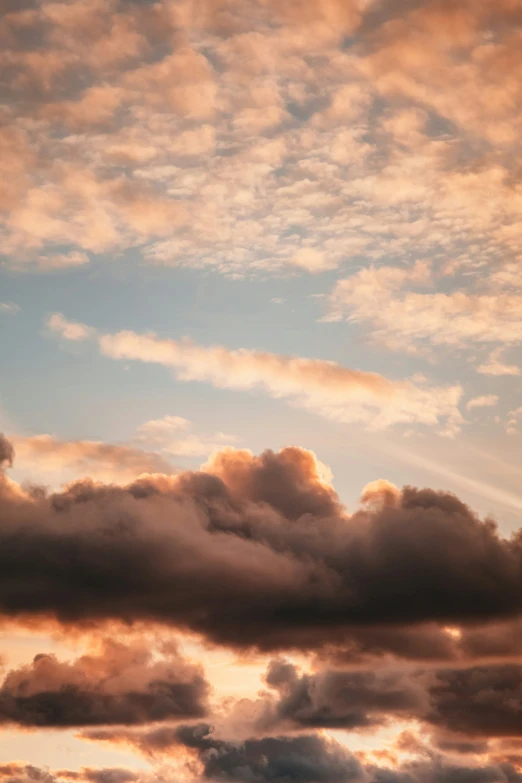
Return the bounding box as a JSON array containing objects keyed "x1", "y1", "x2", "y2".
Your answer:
[{"x1": 2, "y1": 0, "x2": 522, "y2": 782}]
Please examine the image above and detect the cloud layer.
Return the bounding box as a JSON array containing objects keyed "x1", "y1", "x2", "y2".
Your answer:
[
  {"x1": 2, "y1": 0, "x2": 522, "y2": 293},
  {"x1": 2, "y1": 435, "x2": 522, "y2": 654}
]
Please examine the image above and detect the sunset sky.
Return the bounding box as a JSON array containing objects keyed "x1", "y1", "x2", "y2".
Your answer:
[{"x1": 2, "y1": 1, "x2": 522, "y2": 782}]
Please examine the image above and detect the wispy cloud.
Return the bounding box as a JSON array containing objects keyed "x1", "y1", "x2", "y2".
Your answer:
[
  {"x1": 10, "y1": 433, "x2": 177, "y2": 483},
  {"x1": 0, "y1": 302, "x2": 20, "y2": 315},
  {"x1": 136, "y1": 415, "x2": 239, "y2": 458},
  {"x1": 466, "y1": 395, "x2": 499, "y2": 411},
  {"x1": 47, "y1": 313, "x2": 464, "y2": 434}
]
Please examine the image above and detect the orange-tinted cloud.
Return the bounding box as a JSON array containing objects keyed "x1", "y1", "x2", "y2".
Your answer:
[
  {"x1": 0, "y1": 638, "x2": 209, "y2": 727},
  {"x1": 2, "y1": 435, "x2": 522, "y2": 654},
  {"x1": 9, "y1": 433, "x2": 177, "y2": 483},
  {"x1": 47, "y1": 313, "x2": 464, "y2": 433},
  {"x1": 0, "y1": 0, "x2": 521, "y2": 288}
]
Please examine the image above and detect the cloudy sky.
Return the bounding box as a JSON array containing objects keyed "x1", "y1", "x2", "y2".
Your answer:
[{"x1": 2, "y1": 0, "x2": 522, "y2": 782}]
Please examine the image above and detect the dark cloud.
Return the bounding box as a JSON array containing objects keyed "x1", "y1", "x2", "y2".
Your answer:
[
  {"x1": 207, "y1": 654, "x2": 522, "y2": 744},
  {"x1": 2, "y1": 438, "x2": 522, "y2": 652},
  {"x1": 0, "y1": 767, "x2": 137, "y2": 783},
  {"x1": 0, "y1": 766, "x2": 56, "y2": 783},
  {"x1": 256, "y1": 658, "x2": 522, "y2": 740},
  {"x1": 428, "y1": 665, "x2": 522, "y2": 738},
  {"x1": 83, "y1": 724, "x2": 522, "y2": 783},
  {"x1": 0, "y1": 639, "x2": 209, "y2": 727},
  {"x1": 57, "y1": 770, "x2": 137, "y2": 783},
  {"x1": 0, "y1": 434, "x2": 14, "y2": 468},
  {"x1": 162, "y1": 723, "x2": 365, "y2": 783},
  {"x1": 256, "y1": 660, "x2": 425, "y2": 730},
  {"x1": 317, "y1": 624, "x2": 461, "y2": 666}
]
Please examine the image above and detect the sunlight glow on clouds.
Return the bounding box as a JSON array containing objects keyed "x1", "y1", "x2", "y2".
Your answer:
[
  {"x1": 47, "y1": 312, "x2": 464, "y2": 434},
  {"x1": 3, "y1": 0, "x2": 522, "y2": 780}
]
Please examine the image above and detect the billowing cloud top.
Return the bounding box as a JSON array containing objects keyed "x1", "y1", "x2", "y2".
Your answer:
[{"x1": 1, "y1": 434, "x2": 522, "y2": 651}]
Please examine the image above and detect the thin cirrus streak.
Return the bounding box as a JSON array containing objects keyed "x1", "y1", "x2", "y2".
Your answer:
[{"x1": 46, "y1": 313, "x2": 464, "y2": 434}]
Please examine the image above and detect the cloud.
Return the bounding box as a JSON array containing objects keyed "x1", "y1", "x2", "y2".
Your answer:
[
  {"x1": 2, "y1": 435, "x2": 522, "y2": 651},
  {"x1": 466, "y1": 396, "x2": 499, "y2": 412},
  {"x1": 228, "y1": 657, "x2": 522, "y2": 741},
  {"x1": 85, "y1": 722, "x2": 522, "y2": 783},
  {"x1": 57, "y1": 770, "x2": 137, "y2": 783},
  {"x1": 289, "y1": 248, "x2": 336, "y2": 273},
  {"x1": 506, "y1": 408, "x2": 522, "y2": 436},
  {"x1": 179, "y1": 726, "x2": 365, "y2": 783},
  {"x1": 327, "y1": 263, "x2": 522, "y2": 356},
  {"x1": 0, "y1": 302, "x2": 19, "y2": 315},
  {"x1": 34, "y1": 251, "x2": 90, "y2": 271},
  {"x1": 0, "y1": 0, "x2": 521, "y2": 286},
  {"x1": 0, "y1": 766, "x2": 138, "y2": 783},
  {"x1": 253, "y1": 659, "x2": 425, "y2": 731},
  {"x1": 48, "y1": 314, "x2": 464, "y2": 433},
  {"x1": 476, "y1": 350, "x2": 520, "y2": 378},
  {"x1": 0, "y1": 638, "x2": 209, "y2": 727},
  {"x1": 9, "y1": 416, "x2": 239, "y2": 485},
  {"x1": 427, "y1": 665, "x2": 522, "y2": 739},
  {"x1": 91, "y1": 723, "x2": 367, "y2": 783},
  {"x1": 9, "y1": 433, "x2": 177, "y2": 482},
  {"x1": 360, "y1": 479, "x2": 401, "y2": 510},
  {"x1": 136, "y1": 415, "x2": 239, "y2": 458},
  {"x1": 47, "y1": 313, "x2": 95, "y2": 342}
]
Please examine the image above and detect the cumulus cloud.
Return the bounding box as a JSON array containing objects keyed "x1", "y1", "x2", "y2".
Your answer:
[
  {"x1": 0, "y1": 638, "x2": 209, "y2": 727},
  {"x1": 1, "y1": 435, "x2": 522, "y2": 652},
  {"x1": 86, "y1": 723, "x2": 368, "y2": 781},
  {"x1": 0, "y1": 433, "x2": 14, "y2": 468},
  {"x1": 47, "y1": 314, "x2": 464, "y2": 433},
  {"x1": 34, "y1": 251, "x2": 90, "y2": 271},
  {"x1": 427, "y1": 665, "x2": 522, "y2": 739},
  {"x1": 84, "y1": 722, "x2": 522, "y2": 783},
  {"x1": 220, "y1": 656, "x2": 522, "y2": 743},
  {"x1": 253, "y1": 659, "x2": 426, "y2": 731}
]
